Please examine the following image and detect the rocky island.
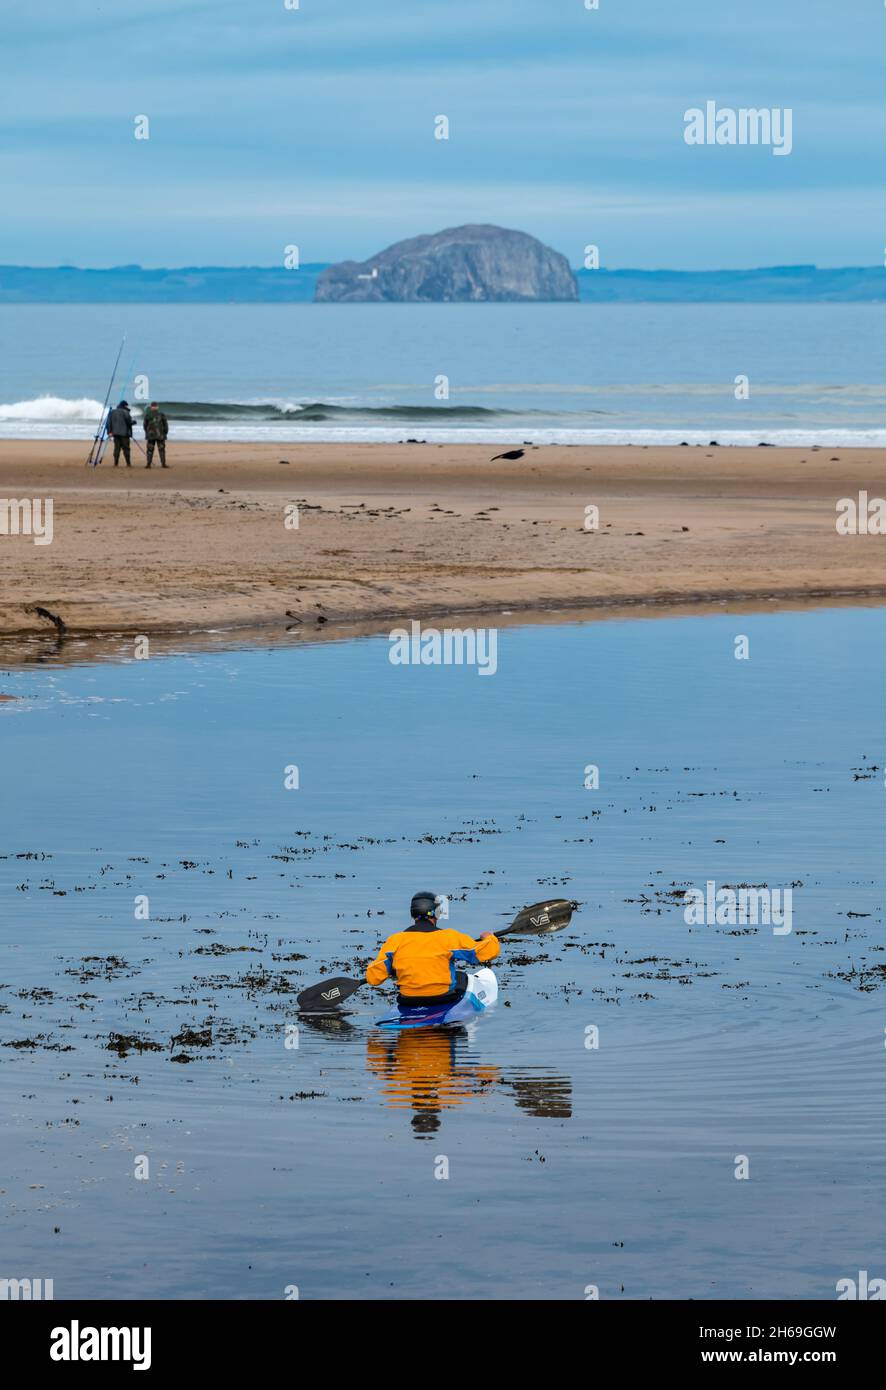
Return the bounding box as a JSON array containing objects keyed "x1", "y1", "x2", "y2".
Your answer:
[{"x1": 314, "y1": 224, "x2": 578, "y2": 303}]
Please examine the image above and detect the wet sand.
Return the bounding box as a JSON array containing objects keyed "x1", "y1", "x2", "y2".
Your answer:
[{"x1": 2, "y1": 441, "x2": 885, "y2": 648}]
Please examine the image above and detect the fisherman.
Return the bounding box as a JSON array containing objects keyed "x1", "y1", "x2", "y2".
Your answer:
[
  {"x1": 142, "y1": 401, "x2": 169, "y2": 469},
  {"x1": 365, "y1": 891, "x2": 499, "y2": 1006},
  {"x1": 107, "y1": 399, "x2": 134, "y2": 467}
]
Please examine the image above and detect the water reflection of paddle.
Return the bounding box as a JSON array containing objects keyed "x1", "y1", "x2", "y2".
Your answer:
[
  {"x1": 501, "y1": 1072, "x2": 573, "y2": 1120},
  {"x1": 297, "y1": 1010, "x2": 357, "y2": 1036}
]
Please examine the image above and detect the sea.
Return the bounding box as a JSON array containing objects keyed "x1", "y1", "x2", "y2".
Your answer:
[
  {"x1": 1, "y1": 302, "x2": 885, "y2": 446},
  {"x1": 2, "y1": 609, "x2": 885, "y2": 1299}
]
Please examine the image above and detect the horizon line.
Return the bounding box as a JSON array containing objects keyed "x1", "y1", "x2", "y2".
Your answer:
[{"x1": 1, "y1": 262, "x2": 881, "y2": 276}]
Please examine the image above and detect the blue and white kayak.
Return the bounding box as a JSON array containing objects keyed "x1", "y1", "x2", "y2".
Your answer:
[{"x1": 376, "y1": 968, "x2": 499, "y2": 1030}]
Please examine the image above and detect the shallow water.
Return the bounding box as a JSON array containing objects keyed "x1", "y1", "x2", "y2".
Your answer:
[{"x1": 1, "y1": 608, "x2": 885, "y2": 1299}]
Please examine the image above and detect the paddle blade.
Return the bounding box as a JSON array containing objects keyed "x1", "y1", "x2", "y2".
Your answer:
[
  {"x1": 296, "y1": 976, "x2": 363, "y2": 1011},
  {"x1": 499, "y1": 898, "x2": 577, "y2": 937}
]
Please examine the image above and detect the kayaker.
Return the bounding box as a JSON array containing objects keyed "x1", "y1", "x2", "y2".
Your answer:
[{"x1": 365, "y1": 891, "x2": 500, "y2": 1006}]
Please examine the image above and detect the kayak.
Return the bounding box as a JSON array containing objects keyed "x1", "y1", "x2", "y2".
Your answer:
[{"x1": 376, "y1": 967, "x2": 499, "y2": 1030}]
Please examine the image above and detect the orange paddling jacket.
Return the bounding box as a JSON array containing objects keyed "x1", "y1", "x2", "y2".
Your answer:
[{"x1": 366, "y1": 922, "x2": 500, "y2": 999}]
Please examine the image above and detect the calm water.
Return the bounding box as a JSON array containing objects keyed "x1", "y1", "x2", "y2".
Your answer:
[
  {"x1": 2, "y1": 302, "x2": 886, "y2": 444},
  {"x1": 1, "y1": 608, "x2": 885, "y2": 1299}
]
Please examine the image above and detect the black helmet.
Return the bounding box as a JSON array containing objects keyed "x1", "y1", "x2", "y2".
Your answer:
[{"x1": 410, "y1": 891, "x2": 438, "y2": 920}]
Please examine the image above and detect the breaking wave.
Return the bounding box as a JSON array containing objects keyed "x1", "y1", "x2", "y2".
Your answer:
[
  {"x1": 1, "y1": 393, "x2": 884, "y2": 447},
  {"x1": 125, "y1": 400, "x2": 530, "y2": 422},
  {"x1": 0, "y1": 395, "x2": 106, "y2": 421},
  {"x1": 0, "y1": 396, "x2": 541, "y2": 426}
]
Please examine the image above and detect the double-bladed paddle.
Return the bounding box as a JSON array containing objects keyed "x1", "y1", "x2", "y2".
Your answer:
[{"x1": 295, "y1": 897, "x2": 577, "y2": 1011}]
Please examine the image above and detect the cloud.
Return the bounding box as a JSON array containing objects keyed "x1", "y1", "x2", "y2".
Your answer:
[{"x1": 5, "y1": 0, "x2": 886, "y2": 265}]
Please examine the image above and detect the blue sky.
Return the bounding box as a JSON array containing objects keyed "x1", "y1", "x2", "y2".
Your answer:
[{"x1": 3, "y1": 0, "x2": 885, "y2": 269}]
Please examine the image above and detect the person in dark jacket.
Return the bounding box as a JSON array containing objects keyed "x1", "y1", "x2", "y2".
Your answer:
[
  {"x1": 142, "y1": 402, "x2": 169, "y2": 468},
  {"x1": 107, "y1": 400, "x2": 134, "y2": 467}
]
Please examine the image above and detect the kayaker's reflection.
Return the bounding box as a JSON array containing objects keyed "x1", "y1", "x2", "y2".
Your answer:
[{"x1": 366, "y1": 1027, "x2": 499, "y2": 1137}]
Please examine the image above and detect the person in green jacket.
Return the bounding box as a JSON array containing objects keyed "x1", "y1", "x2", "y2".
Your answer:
[{"x1": 143, "y1": 402, "x2": 169, "y2": 469}]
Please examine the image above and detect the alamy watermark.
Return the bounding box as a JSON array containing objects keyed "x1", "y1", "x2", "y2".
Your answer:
[
  {"x1": 0, "y1": 497, "x2": 53, "y2": 545},
  {"x1": 836, "y1": 492, "x2": 886, "y2": 534},
  {"x1": 1, "y1": 1276, "x2": 54, "y2": 1300},
  {"x1": 388, "y1": 620, "x2": 498, "y2": 676},
  {"x1": 683, "y1": 880, "x2": 793, "y2": 935},
  {"x1": 836, "y1": 1269, "x2": 886, "y2": 1300},
  {"x1": 684, "y1": 102, "x2": 792, "y2": 156},
  {"x1": 50, "y1": 1321, "x2": 151, "y2": 1370}
]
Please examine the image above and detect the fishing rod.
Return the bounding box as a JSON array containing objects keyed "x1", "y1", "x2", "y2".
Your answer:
[
  {"x1": 98, "y1": 345, "x2": 143, "y2": 468},
  {"x1": 85, "y1": 336, "x2": 126, "y2": 468},
  {"x1": 117, "y1": 350, "x2": 149, "y2": 460},
  {"x1": 94, "y1": 343, "x2": 145, "y2": 467}
]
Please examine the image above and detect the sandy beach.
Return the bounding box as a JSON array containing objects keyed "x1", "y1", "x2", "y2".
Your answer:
[{"x1": 2, "y1": 440, "x2": 885, "y2": 646}]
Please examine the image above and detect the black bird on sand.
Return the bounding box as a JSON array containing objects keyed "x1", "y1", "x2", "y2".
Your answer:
[{"x1": 490, "y1": 449, "x2": 524, "y2": 461}]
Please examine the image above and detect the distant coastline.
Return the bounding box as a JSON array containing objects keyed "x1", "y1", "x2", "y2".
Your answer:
[{"x1": 2, "y1": 263, "x2": 885, "y2": 304}]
